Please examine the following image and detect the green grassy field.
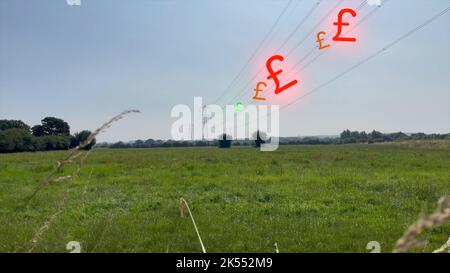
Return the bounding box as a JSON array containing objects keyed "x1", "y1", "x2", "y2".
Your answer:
[{"x1": 0, "y1": 142, "x2": 449, "y2": 253}]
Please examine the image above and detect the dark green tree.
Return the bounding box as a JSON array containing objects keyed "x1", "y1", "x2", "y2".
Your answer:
[
  {"x1": 359, "y1": 131, "x2": 368, "y2": 142},
  {"x1": 218, "y1": 134, "x2": 232, "y2": 148},
  {"x1": 0, "y1": 120, "x2": 30, "y2": 131},
  {"x1": 133, "y1": 139, "x2": 145, "y2": 148},
  {"x1": 411, "y1": 133, "x2": 426, "y2": 140},
  {"x1": 40, "y1": 135, "x2": 71, "y2": 150},
  {"x1": 388, "y1": 132, "x2": 408, "y2": 141},
  {"x1": 369, "y1": 130, "x2": 384, "y2": 142},
  {"x1": 253, "y1": 130, "x2": 266, "y2": 148},
  {"x1": 31, "y1": 125, "x2": 45, "y2": 136},
  {"x1": 70, "y1": 130, "x2": 95, "y2": 150},
  {"x1": 340, "y1": 129, "x2": 357, "y2": 143},
  {"x1": 0, "y1": 128, "x2": 36, "y2": 152},
  {"x1": 340, "y1": 129, "x2": 352, "y2": 139},
  {"x1": 144, "y1": 139, "x2": 155, "y2": 147},
  {"x1": 110, "y1": 141, "x2": 129, "y2": 148},
  {"x1": 40, "y1": 117, "x2": 70, "y2": 136}
]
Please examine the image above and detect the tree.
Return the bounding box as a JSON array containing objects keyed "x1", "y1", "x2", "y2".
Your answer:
[
  {"x1": 0, "y1": 120, "x2": 30, "y2": 131},
  {"x1": 40, "y1": 117, "x2": 70, "y2": 136},
  {"x1": 359, "y1": 131, "x2": 368, "y2": 142},
  {"x1": 350, "y1": 131, "x2": 361, "y2": 140},
  {"x1": 0, "y1": 128, "x2": 36, "y2": 152},
  {"x1": 71, "y1": 130, "x2": 95, "y2": 150},
  {"x1": 388, "y1": 132, "x2": 408, "y2": 140},
  {"x1": 218, "y1": 134, "x2": 232, "y2": 148},
  {"x1": 162, "y1": 140, "x2": 174, "y2": 147},
  {"x1": 195, "y1": 140, "x2": 208, "y2": 147},
  {"x1": 253, "y1": 130, "x2": 266, "y2": 148},
  {"x1": 144, "y1": 139, "x2": 155, "y2": 147},
  {"x1": 340, "y1": 129, "x2": 352, "y2": 139},
  {"x1": 0, "y1": 118, "x2": 94, "y2": 153},
  {"x1": 110, "y1": 141, "x2": 129, "y2": 148},
  {"x1": 133, "y1": 139, "x2": 145, "y2": 148},
  {"x1": 411, "y1": 133, "x2": 426, "y2": 140},
  {"x1": 39, "y1": 135, "x2": 71, "y2": 150},
  {"x1": 369, "y1": 130, "x2": 384, "y2": 142},
  {"x1": 340, "y1": 129, "x2": 357, "y2": 143},
  {"x1": 31, "y1": 125, "x2": 45, "y2": 136}
]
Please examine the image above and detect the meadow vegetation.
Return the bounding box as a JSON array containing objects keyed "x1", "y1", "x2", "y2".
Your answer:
[{"x1": 0, "y1": 142, "x2": 449, "y2": 252}]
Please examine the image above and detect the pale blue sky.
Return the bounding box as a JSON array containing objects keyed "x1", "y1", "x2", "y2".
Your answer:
[{"x1": 0, "y1": 0, "x2": 449, "y2": 142}]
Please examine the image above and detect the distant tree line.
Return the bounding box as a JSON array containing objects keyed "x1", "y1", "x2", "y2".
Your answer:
[
  {"x1": 2, "y1": 119, "x2": 449, "y2": 153},
  {"x1": 338, "y1": 130, "x2": 450, "y2": 144},
  {"x1": 0, "y1": 118, "x2": 95, "y2": 153},
  {"x1": 97, "y1": 130, "x2": 450, "y2": 149}
]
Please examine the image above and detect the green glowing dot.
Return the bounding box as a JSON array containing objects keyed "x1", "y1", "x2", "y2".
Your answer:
[{"x1": 235, "y1": 101, "x2": 243, "y2": 112}]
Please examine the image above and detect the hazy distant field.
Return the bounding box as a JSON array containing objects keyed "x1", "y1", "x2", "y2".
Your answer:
[{"x1": 1, "y1": 143, "x2": 449, "y2": 253}]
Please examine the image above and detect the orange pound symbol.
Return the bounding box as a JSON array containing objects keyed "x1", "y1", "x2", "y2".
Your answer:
[
  {"x1": 332, "y1": 8, "x2": 357, "y2": 42},
  {"x1": 316, "y1": 31, "x2": 330, "y2": 50},
  {"x1": 253, "y1": 81, "x2": 267, "y2": 101},
  {"x1": 266, "y1": 55, "x2": 298, "y2": 95}
]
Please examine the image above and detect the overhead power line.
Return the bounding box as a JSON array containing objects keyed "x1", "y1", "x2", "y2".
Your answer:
[
  {"x1": 226, "y1": 0, "x2": 329, "y2": 105},
  {"x1": 234, "y1": 0, "x2": 368, "y2": 106},
  {"x1": 211, "y1": 0, "x2": 296, "y2": 105},
  {"x1": 243, "y1": 5, "x2": 450, "y2": 128},
  {"x1": 282, "y1": 5, "x2": 450, "y2": 110}
]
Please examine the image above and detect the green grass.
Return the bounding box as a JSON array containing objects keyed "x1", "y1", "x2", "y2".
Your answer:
[{"x1": 0, "y1": 143, "x2": 449, "y2": 253}]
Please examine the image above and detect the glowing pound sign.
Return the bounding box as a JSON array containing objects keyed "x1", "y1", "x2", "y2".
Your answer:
[
  {"x1": 266, "y1": 55, "x2": 298, "y2": 95},
  {"x1": 316, "y1": 31, "x2": 330, "y2": 50},
  {"x1": 332, "y1": 8, "x2": 357, "y2": 42},
  {"x1": 253, "y1": 81, "x2": 267, "y2": 101}
]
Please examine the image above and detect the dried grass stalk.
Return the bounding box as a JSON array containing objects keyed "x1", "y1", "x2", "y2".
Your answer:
[
  {"x1": 27, "y1": 151, "x2": 94, "y2": 252},
  {"x1": 393, "y1": 196, "x2": 450, "y2": 253},
  {"x1": 179, "y1": 198, "x2": 206, "y2": 253},
  {"x1": 27, "y1": 110, "x2": 139, "y2": 251},
  {"x1": 433, "y1": 237, "x2": 450, "y2": 253},
  {"x1": 80, "y1": 170, "x2": 93, "y2": 210},
  {"x1": 178, "y1": 198, "x2": 188, "y2": 218},
  {"x1": 27, "y1": 210, "x2": 63, "y2": 253},
  {"x1": 27, "y1": 181, "x2": 71, "y2": 252},
  {"x1": 28, "y1": 109, "x2": 140, "y2": 200}
]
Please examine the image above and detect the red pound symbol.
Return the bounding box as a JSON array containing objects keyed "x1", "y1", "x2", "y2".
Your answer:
[
  {"x1": 266, "y1": 55, "x2": 298, "y2": 95},
  {"x1": 332, "y1": 8, "x2": 357, "y2": 42}
]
